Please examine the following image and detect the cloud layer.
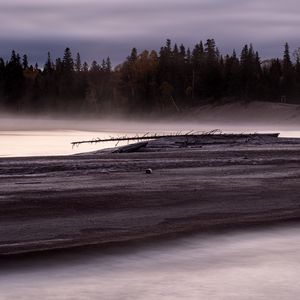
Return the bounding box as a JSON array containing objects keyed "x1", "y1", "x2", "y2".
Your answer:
[{"x1": 0, "y1": 0, "x2": 299, "y2": 64}]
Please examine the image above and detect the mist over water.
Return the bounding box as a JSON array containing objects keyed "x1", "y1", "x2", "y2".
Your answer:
[
  {"x1": 1, "y1": 226, "x2": 300, "y2": 299},
  {"x1": 1, "y1": 115, "x2": 300, "y2": 157}
]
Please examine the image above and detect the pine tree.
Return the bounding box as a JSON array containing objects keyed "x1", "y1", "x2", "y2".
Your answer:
[
  {"x1": 283, "y1": 42, "x2": 292, "y2": 71},
  {"x1": 186, "y1": 48, "x2": 191, "y2": 64},
  {"x1": 166, "y1": 39, "x2": 172, "y2": 53},
  {"x1": 205, "y1": 39, "x2": 217, "y2": 63},
  {"x1": 282, "y1": 42, "x2": 294, "y2": 98},
  {"x1": 75, "y1": 52, "x2": 82, "y2": 72},
  {"x1": 106, "y1": 57, "x2": 112, "y2": 72},
  {"x1": 90, "y1": 60, "x2": 99, "y2": 72},
  {"x1": 101, "y1": 59, "x2": 106, "y2": 71},
  {"x1": 0, "y1": 57, "x2": 5, "y2": 99},
  {"x1": 22, "y1": 55, "x2": 28, "y2": 70},
  {"x1": 128, "y1": 48, "x2": 138, "y2": 63},
  {"x1": 179, "y1": 44, "x2": 186, "y2": 58},
  {"x1": 44, "y1": 52, "x2": 53, "y2": 73},
  {"x1": 4, "y1": 50, "x2": 25, "y2": 108},
  {"x1": 82, "y1": 62, "x2": 89, "y2": 72},
  {"x1": 62, "y1": 47, "x2": 74, "y2": 73},
  {"x1": 59, "y1": 48, "x2": 75, "y2": 102}
]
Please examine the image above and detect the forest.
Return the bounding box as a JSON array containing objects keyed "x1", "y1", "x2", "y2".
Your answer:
[{"x1": 0, "y1": 39, "x2": 300, "y2": 115}]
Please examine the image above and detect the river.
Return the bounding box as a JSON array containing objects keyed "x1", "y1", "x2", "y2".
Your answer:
[
  {"x1": 1, "y1": 225, "x2": 300, "y2": 299},
  {"x1": 0, "y1": 116, "x2": 299, "y2": 157}
]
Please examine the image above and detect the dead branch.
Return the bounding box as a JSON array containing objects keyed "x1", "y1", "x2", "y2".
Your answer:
[{"x1": 71, "y1": 131, "x2": 279, "y2": 148}]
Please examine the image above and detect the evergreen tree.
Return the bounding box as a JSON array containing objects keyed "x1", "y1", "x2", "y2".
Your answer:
[
  {"x1": 90, "y1": 60, "x2": 99, "y2": 72},
  {"x1": 62, "y1": 47, "x2": 74, "y2": 73},
  {"x1": 3, "y1": 50, "x2": 25, "y2": 110},
  {"x1": 204, "y1": 39, "x2": 217, "y2": 63},
  {"x1": 22, "y1": 55, "x2": 29, "y2": 70},
  {"x1": 203, "y1": 39, "x2": 222, "y2": 98},
  {"x1": 58, "y1": 48, "x2": 75, "y2": 104},
  {"x1": 106, "y1": 57, "x2": 112, "y2": 72},
  {"x1": 42, "y1": 51, "x2": 56, "y2": 109},
  {"x1": 128, "y1": 48, "x2": 138, "y2": 63},
  {"x1": 0, "y1": 57, "x2": 5, "y2": 103},
  {"x1": 44, "y1": 52, "x2": 54, "y2": 73},
  {"x1": 82, "y1": 62, "x2": 89, "y2": 72},
  {"x1": 75, "y1": 52, "x2": 82, "y2": 72},
  {"x1": 179, "y1": 44, "x2": 186, "y2": 58},
  {"x1": 282, "y1": 42, "x2": 294, "y2": 98},
  {"x1": 224, "y1": 50, "x2": 240, "y2": 97},
  {"x1": 283, "y1": 42, "x2": 292, "y2": 71}
]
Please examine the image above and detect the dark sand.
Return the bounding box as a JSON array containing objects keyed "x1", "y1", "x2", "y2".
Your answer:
[{"x1": 1, "y1": 136, "x2": 300, "y2": 256}]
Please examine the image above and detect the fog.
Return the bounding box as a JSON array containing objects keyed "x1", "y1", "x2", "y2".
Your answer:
[
  {"x1": 1, "y1": 101, "x2": 299, "y2": 132},
  {"x1": 1, "y1": 106, "x2": 300, "y2": 157}
]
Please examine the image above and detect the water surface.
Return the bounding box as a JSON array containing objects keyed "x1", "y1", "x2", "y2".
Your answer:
[
  {"x1": 1, "y1": 226, "x2": 300, "y2": 300},
  {"x1": 1, "y1": 117, "x2": 299, "y2": 157}
]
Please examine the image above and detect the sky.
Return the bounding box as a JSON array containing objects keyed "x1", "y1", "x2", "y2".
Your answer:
[{"x1": 0, "y1": 0, "x2": 300, "y2": 66}]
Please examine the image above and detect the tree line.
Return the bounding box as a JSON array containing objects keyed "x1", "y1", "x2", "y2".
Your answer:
[{"x1": 0, "y1": 39, "x2": 300, "y2": 114}]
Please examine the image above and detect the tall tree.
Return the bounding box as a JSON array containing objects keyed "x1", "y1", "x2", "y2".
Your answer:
[
  {"x1": 44, "y1": 52, "x2": 54, "y2": 73},
  {"x1": 4, "y1": 50, "x2": 25, "y2": 109},
  {"x1": 75, "y1": 52, "x2": 82, "y2": 73},
  {"x1": 282, "y1": 42, "x2": 294, "y2": 98},
  {"x1": 22, "y1": 55, "x2": 29, "y2": 70},
  {"x1": 56, "y1": 48, "x2": 76, "y2": 107},
  {"x1": 62, "y1": 47, "x2": 74, "y2": 73}
]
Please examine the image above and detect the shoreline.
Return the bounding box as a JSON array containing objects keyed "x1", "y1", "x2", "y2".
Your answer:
[{"x1": 1, "y1": 136, "x2": 300, "y2": 256}]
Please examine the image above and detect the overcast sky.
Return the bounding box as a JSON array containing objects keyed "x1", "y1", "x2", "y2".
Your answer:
[{"x1": 0, "y1": 0, "x2": 300, "y2": 65}]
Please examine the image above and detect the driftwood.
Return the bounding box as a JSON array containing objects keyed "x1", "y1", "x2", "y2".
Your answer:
[
  {"x1": 71, "y1": 131, "x2": 280, "y2": 148},
  {"x1": 112, "y1": 142, "x2": 148, "y2": 153},
  {"x1": 71, "y1": 131, "x2": 203, "y2": 147}
]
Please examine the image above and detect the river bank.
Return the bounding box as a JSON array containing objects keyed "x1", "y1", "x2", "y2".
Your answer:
[{"x1": 1, "y1": 135, "x2": 300, "y2": 255}]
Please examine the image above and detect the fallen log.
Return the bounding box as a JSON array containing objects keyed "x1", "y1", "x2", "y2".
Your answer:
[
  {"x1": 112, "y1": 141, "x2": 148, "y2": 153},
  {"x1": 71, "y1": 132, "x2": 280, "y2": 148}
]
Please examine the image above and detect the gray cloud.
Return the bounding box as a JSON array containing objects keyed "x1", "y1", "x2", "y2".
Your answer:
[{"x1": 0, "y1": 0, "x2": 300, "y2": 64}]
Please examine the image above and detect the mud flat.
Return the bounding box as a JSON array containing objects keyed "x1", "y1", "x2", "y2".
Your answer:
[{"x1": 1, "y1": 134, "x2": 300, "y2": 256}]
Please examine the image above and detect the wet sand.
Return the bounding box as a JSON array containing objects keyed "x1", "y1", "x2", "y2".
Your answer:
[{"x1": 1, "y1": 137, "x2": 300, "y2": 255}]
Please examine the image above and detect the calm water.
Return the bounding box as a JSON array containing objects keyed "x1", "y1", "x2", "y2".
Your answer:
[
  {"x1": 0, "y1": 130, "x2": 134, "y2": 157},
  {"x1": 0, "y1": 117, "x2": 300, "y2": 157},
  {"x1": 1, "y1": 226, "x2": 300, "y2": 300}
]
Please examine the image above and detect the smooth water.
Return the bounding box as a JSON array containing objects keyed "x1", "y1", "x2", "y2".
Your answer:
[
  {"x1": 0, "y1": 117, "x2": 300, "y2": 157},
  {"x1": 0, "y1": 130, "x2": 133, "y2": 157},
  {"x1": 1, "y1": 226, "x2": 300, "y2": 300}
]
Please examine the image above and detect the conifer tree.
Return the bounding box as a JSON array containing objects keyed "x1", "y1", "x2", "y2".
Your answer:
[
  {"x1": 22, "y1": 55, "x2": 29, "y2": 70},
  {"x1": 0, "y1": 57, "x2": 5, "y2": 100},
  {"x1": 283, "y1": 42, "x2": 292, "y2": 71},
  {"x1": 106, "y1": 57, "x2": 112, "y2": 72},
  {"x1": 282, "y1": 42, "x2": 294, "y2": 97},
  {"x1": 44, "y1": 52, "x2": 53, "y2": 73},
  {"x1": 4, "y1": 50, "x2": 24, "y2": 109},
  {"x1": 82, "y1": 62, "x2": 89, "y2": 72},
  {"x1": 62, "y1": 47, "x2": 74, "y2": 73},
  {"x1": 75, "y1": 52, "x2": 82, "y2": 72}
]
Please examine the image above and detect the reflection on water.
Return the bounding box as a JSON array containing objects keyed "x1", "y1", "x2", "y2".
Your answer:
[
  {"x1": 0, "y1": 130, "x2": 133, "y2": 157},
  {"x1": 1, "y1": 226, "x2": 300, "y2": 299},
  {"x1": 0, "y1": 116, "x2": 300, "y2": 157},
  {"x1": 0, "y1": 127, "x2": 300, "y2": 157}
]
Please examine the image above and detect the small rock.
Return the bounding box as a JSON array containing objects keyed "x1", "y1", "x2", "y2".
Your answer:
[{"x1": 145, "y1": 168, "x2": 153, "y2": 174}]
